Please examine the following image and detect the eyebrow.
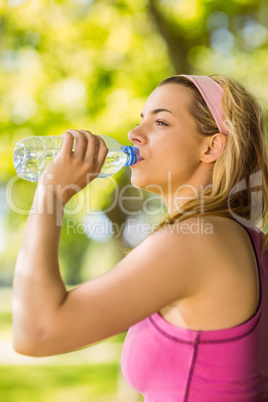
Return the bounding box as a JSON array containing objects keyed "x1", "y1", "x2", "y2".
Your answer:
[{"x1": 140, "y1": 108, "x2": 174, "y2": 118}]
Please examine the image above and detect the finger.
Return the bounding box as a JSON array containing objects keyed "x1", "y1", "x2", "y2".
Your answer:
[
  {"x1": 68, "y1": 129, "x2": 88, "y2": 159},
  {"x1": 94, "y1": 136, "x2": 109, "y2": 170},
  {"x1": 79, "y1": 130, "x2": 100, "y2": 162},
  {"x1": 60, "y1": 131, "x2": 75, "y2": 155}
]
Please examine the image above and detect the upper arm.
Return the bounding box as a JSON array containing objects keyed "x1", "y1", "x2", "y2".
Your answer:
[{"x1": 34, "y1": 218, "x2": 209, "y2": 356}]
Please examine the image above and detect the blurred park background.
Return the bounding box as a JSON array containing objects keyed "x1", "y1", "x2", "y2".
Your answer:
[{"x1": 1, "y1": 0, "x2": 268, "y2": 400}]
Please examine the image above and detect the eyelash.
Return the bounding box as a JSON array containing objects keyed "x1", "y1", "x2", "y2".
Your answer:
[
  {"x1": 155, "y1": 119, "x2": 168, "y2": 126},
  {"x1": 137, "y1": 119, "x2": 168, "y2": 127}
]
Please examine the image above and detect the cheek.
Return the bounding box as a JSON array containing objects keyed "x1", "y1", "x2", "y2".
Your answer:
[
  {"x1": 161, "y1": 135, "x2": 201, "y2": 169},
  {"x1": 156, "y1": 143, "x2": 190, "y2": 173},
  {"x1": 129, "y1": 135, "x2": 201, "y2": 190}
]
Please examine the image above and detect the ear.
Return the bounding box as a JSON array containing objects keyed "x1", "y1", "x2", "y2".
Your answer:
[{"x1": 201, "y1": 133, "x2": 227, "y2": 163}]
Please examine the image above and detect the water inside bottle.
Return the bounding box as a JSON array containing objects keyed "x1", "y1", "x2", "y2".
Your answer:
[
  {"x1": 13, "y1": 137, "x2": 63, "y2": 182},
  {"x1": 98, "y1": 150, "x2": 128, "y2": 178},
  {"x1": 14, "y1": 140, "x2": 129, "y2": 181}
]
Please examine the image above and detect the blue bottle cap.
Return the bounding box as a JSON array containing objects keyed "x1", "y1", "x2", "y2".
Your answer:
[{"x1": 121, "y1": 146, "x2": 140, "y2": 166}]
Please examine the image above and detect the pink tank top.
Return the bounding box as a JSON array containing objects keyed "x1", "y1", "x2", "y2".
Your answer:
[{"x1": 121, "y1": 225, "x2": 268, "y2": 401}]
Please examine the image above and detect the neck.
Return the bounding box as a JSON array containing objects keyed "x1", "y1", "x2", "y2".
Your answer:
[
  {"x1": 162, "y1": 171, "x2": 213, "y2": 216},
  {"x1": 163, "y1": 192, "x2": 199, "y2": 217}
]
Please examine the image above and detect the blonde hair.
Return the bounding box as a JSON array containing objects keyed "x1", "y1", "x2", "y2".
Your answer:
[{"x1": 152, "y1": 75, "x2": 268, "y2": 255}]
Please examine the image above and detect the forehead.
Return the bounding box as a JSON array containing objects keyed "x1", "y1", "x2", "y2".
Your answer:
[{"x1": 143, "y1": 84, "x2": 193, "y2": 114}]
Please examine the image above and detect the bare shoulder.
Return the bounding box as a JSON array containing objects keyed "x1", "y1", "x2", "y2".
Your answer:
[
  {"x1": 149, "y1": 214, "x2": 256, "y2": 275},
  {"x1": 143, "y1": 215, "x2": 213, "y2": 260},
  {"x1": 157, "y1": 215, "x2": 260, "y2": 330},
  {"x1": 185, "y1": 215, "x2": 256, "y2": 261},
  {"x1": 141, "y1": 215, "x2": 222, "y2": 283},
  {"x1": 144, "y1": 216, "x2": 214, "y2": 262},
  {"x1": 147, "y1": 215, "x2": 225, "y2": 255}
]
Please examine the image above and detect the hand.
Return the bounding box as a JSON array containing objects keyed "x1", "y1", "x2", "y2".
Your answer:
[{"x1": 38, "y1": 129, "x2": 109, "y2": 206}]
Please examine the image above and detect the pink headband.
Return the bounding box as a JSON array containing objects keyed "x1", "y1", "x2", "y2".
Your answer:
[{"x1": 180, "y1": 75, "x2": 228, "y2": 135}]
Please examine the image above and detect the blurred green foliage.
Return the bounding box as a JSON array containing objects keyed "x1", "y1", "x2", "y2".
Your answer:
[
  {"x1": 0, "y1": 0, "x2": 173, "y2": 285},
  {"x1": 0, "y1": 364, "x2": 120, "y2": 401},
  {"x1": 1, "y1": 0, "x2": 268, "y2": 285},
  {"x1": 1, "y1": 0, "x2": 267, "y2": 303}
]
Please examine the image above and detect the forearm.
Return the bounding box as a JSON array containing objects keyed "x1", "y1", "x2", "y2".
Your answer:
[
  {"x1": 12, "y1": 186, "x2": 67, "y2": 352},
  {"x1": 12, "y1": 130, "x2": 108, "y2": 355}
]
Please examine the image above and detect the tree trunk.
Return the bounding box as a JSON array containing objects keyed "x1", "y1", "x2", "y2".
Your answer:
[{"x1": 148, "y1": 0, "x2": 192, "y2": 74}]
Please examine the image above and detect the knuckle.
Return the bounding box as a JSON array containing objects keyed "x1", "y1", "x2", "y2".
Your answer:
[
  {"x1": 104, "y1": 144, "x2": 109, "y2": 155},
  {"x1": 88, "y1": 136, "x2": 99, "y2": 151},
  {"x1": 67, "y1": 129, "x2": 78, "y2": 136},
  {"x1": 63, "y1": 131, "x2": 73, "y2": 139},
  {"x1": 100, "y1": 138, "x2": 108, "y2": 152},
  {"x1": 79, "y1": 129, "x2": 92, "y2": 136},
  {"x1": 83, "y1": 159, "x2": 94, "y2": 170},
  {"x1": 87, "y1": 133, "x2": 97, "y2": 144},
  {"x1": 79, "y1": 134, "x2": 88, "y2": 143}
]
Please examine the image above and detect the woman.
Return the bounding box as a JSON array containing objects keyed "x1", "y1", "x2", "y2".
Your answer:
[{"x1": 12, "y1": 75, "x2": 268, "y2": 401}]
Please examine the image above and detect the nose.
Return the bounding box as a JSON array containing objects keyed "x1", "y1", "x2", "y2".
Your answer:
[{"x1": 127, "y1": 125, "x2": 146, "y2": 146}]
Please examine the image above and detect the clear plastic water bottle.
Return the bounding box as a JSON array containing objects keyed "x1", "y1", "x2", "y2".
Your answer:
[{"x1": 13, "y1": 135, "x2": 140, "y2": 182}]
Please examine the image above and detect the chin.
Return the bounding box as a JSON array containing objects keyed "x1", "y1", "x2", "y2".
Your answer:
[
  {"x1": 129, "y1": 175, "x2": 144, "y2": 190},
  {"x1": 130, "y1": 174, "x2": 162, "y2": 195}
]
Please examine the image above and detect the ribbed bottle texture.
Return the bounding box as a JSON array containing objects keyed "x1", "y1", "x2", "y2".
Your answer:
[{"x1": 13, "y1": 135, "x2": 140, "y2": 182}]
